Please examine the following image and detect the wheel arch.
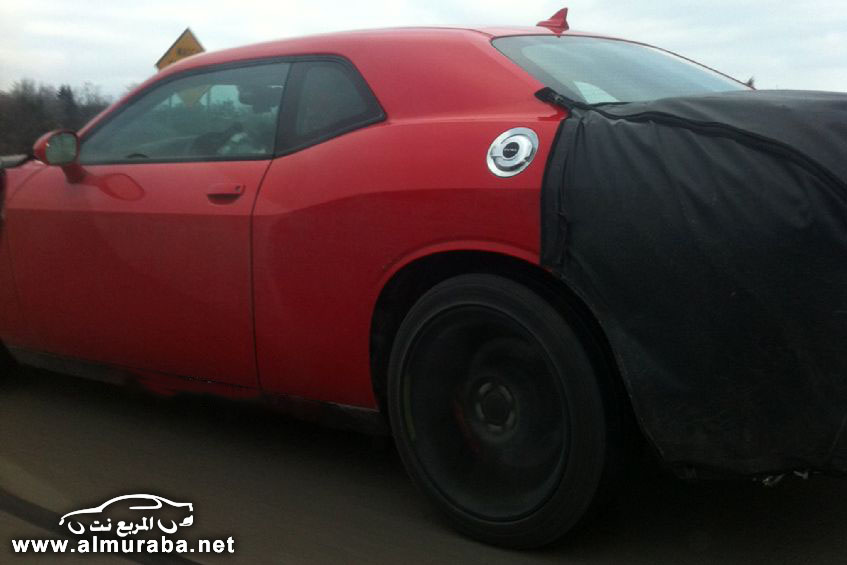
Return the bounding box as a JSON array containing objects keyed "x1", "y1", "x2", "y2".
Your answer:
[{"x1": 369, "y1": 249, "x2": 636, "y2": 437}]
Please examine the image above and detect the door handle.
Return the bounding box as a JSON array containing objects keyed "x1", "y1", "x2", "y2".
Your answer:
[{"x1": 206, "y1": 183, "x2": 244, "y2": 204}]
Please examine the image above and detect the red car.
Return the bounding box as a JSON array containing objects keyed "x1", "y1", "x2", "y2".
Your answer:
[{"x1": 3, "y1": 7, "x2": 847, "y2": 548}]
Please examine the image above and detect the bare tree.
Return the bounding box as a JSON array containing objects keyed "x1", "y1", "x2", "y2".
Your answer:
[{"x1": 0, "y1": 79, "x2": 112, "y2": 155}]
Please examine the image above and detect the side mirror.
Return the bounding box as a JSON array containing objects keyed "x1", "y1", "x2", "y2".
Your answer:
[
  {"x1": 33, "y1": 130, "x2": 79, "y2": 165},
  {"x1": 32, "y1": 130, "x2": 84, "y2": 182}
]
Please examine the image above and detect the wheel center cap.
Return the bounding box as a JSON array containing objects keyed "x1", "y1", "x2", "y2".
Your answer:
[
  {"x1": 481, "y1": 390, "x2": 511, "y2": 425},
  {"x1": 473, "y1": 382, "x2": 515, "y2": 430}
]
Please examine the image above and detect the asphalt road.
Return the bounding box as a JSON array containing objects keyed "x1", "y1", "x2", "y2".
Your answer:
[{"x1": 2, "y1": 366, "x2": 847, "y2": 564}]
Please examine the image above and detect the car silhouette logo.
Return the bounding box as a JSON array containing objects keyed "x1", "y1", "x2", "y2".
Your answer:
[{"x1": 59, "y1": 494, "x2": 194, "y2": 536}]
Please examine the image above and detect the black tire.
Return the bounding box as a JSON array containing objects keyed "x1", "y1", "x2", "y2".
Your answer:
[{"x1": 387, "y1": 274, "x2": 622, "y2": 548}]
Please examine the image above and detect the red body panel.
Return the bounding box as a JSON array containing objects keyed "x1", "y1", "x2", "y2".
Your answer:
[
  {"x1": 0, "y1": 219, "x2": 28, "y2": 347},
  {"x1": 0, "y1": 26, "x2": 567, "y2": 407},
  {"x1": 5, "y1": 161, "x2": 266, "y2": 387},
  {"x1": 0, "y1": 163, "x2": 45, "y2": 349},
  {"x1": 253, "y1": 119, "x2": 557, "y2": 407}
]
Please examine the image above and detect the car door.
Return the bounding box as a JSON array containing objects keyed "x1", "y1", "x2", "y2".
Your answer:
[{"x1": 5, "y1": 60, "x2": 290, "y2": 387}]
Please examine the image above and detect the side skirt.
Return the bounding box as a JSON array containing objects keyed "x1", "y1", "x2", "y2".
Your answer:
[{"x1": 7, "y1": 347, "x2": 388, "y2": 435}]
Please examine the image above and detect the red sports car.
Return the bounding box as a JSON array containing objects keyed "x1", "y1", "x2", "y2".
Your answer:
[{"x1": 3, "y1": 7, "x2": 847, "y2": 548}]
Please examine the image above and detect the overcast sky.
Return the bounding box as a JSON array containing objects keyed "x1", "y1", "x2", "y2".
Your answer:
[{"x1": 1, "y1": 0, "x2": 845, "y2": 100}]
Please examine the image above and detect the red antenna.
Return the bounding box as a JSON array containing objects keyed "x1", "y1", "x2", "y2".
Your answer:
[{"x1": 537, "y1": 7, "x2": 569, "y2": 35}]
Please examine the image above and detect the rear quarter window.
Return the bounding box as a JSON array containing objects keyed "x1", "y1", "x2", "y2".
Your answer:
[{"x1": 276, "y1": 59, "x2": 384, "y2": 155}]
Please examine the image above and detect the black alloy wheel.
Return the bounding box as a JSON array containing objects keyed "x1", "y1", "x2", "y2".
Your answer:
[{"x1": 387, "y1": 274, "x2": 623, "y2": 548}]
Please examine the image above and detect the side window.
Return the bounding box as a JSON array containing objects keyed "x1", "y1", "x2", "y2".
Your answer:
[
  {"x1": 277, "y1": 60, "x2": 384, "y2": 153},
  {"x1": 80, "y1": 62, "x2": 290, "y2": 164}
]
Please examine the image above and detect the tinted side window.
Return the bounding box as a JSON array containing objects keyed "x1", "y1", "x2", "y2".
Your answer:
[
  {"x1": 277, "y1": 60, "x2": 383, "y2": 154},
  {"x1": 80, "y1": 62, "x2": 290, "y2": 164}
]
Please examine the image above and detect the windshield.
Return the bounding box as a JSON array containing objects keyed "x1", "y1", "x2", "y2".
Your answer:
[{"x1": 493, "y1": 35, "x2": 749, "y2": 104}]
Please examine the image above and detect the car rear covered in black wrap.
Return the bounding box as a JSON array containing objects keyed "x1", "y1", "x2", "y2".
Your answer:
[{"x1": 539, "y1": 89, "x2": 847, "y2": 477}]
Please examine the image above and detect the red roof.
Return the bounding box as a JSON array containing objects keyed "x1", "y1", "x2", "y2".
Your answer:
[{"x1": 156, "y1": 25, "x2": 611, "y2": 78}]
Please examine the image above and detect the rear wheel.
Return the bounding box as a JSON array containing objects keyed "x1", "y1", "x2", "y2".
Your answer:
[{"x1": 387, "y1": 274, "x2": 621, "y2": 548}]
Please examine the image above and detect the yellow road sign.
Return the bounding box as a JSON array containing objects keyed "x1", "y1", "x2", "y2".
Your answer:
[
  {"x1": 155, "y1": 28, "x2": 204, "y2": 71},
  {"x1": 176, "y1": 85, "x2": 209, "y2": 108}
]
